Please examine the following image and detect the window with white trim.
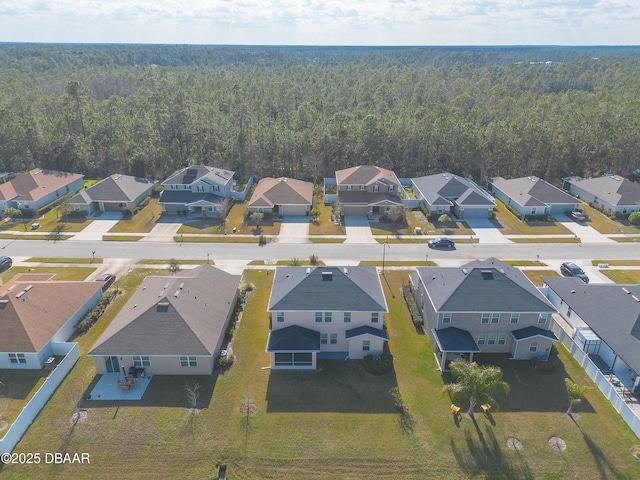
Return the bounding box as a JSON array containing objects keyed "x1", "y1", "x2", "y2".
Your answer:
[
  {"x1": 538, "y1": 313, "x2": 548, "y2": 324},
  {"x1": 388, "y1": 185, "x2": 394, "y2": 192},
  {"x1": 180, "y1": 356, "x2": 197, "y2": 367},
  {"x1": 276, "y1": 312, "x2": 284, "y2": 323},
  {"x1": 487, "y1": 334, "x2": 497, "y2": 345},
  {"x1": 320, "y1": 333, "x2": 328, "y2": 344},
  {"x1": 346, "y1": 185, "x2": 353, "y2": 191},
  {"x1": 343, "y1": 312, "x2": 351, "y2": 323},
  {"x1": 371, "y1": 312, "x2": 379, "y2": 323},
  {"x1": 498, "y1": 334, "x2": 507, "y2": 345},
  {"x1": 373, "y1": 185, "x2": 379, "y2": 192},
  {"x1": 529, "y1": 340, "x2": 539, "y2": 352},
  {"x1": 491, "y1": 313, "x2": 500, "y2": 324},
  {"x1": 510, "y1": 313, "x2": 520, "y2": 324},
  {"x1": 442, "y1": 313, "x2": 452, "y2": 324},
  {"x1": 481, "y1": 313, "x2": 490, "y2": 324},
  {"x1": 360, "y1": 185, "x2": 366, "y2": 191},
  {"x1": 315, "y1": 312, "x2": 322, "y2": 323},
  {"x1": 477, "y1": 334, "x2": 486, "y2": 345},
  {"x1": 363, "y1": 340, "x2": 370, "y2": 351},
  {"x1": 324, "y1": 312, "x2": 332, "y2": 323},
  {"x1": 9, "y1": 353, "x2": 26, "y2": 364},
  {"x1": 330, "y1": 333, "x2": 338, "y2": 344},
  {"x1": 133, "y1": 355, "x2": 150, "y2": 367}
]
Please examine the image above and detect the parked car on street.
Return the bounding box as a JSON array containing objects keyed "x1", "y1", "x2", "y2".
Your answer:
[
  {"x1": 428, "y1": 237, "x2": 455, "y2": 249},
  {"x1": 560, "y1": 262, "x2": 589, "y2": 283},
  {"x1": 0, "y1": 255, "x2": 12, "y2": 272},
  {"x1": 95, "y1": 273, "x2": 116, "y2": 291},
  {"x1": 567, "y1": 210, "x2": 586, "y2": 222}
]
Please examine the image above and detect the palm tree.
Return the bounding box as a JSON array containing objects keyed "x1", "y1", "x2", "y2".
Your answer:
[
  {"x1": 565, "y1": 378, "x2": 591, "y2": 416},
  {"x1": 440, "y1": 359, "x2": 510, "y2": 417}
]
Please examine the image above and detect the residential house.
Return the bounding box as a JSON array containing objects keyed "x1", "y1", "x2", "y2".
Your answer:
[
  {"x1": 543, "y1": 277, "x2": 640, "y2": 392},
  {"x1": 0, "y1": 273, "x2": 103, "y2": 369},
  {"x1": 488, "y1": 176, "x2": 579, "y2": 217},
  {"x1": 0, "y1": 168, "x2": 84, "y2": 213},
  {"x1": 69, "y1": 174, "x2": 157, "y2": 215},
  {"x1": 248, "y1": 177, "x2": 314, "y2": 217},
  {"x1": 88, "y1": 265, "x2": 240, "y2": 375},
  {"x1": 159, "y1": 165, "x2": 234, "y2": 217},
  {"x1": 410, "y1": 258, "x2": 557, "y2": 371},
  {"x1": 412, "y1": 172, "x2": 495, "y2": 219},
  {"x1": 334, "y1": 165, "x2": 403, "y2": 216},
  {"x1": 562, "y1": 175, "x2": 640, "y2": 215},
  {"x1": 266, "y1": 266, "x2": 388, "y2": 369}
]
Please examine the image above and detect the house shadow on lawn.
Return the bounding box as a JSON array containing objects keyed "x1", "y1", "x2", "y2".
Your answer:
[
  {"x1": 445, "y1": 354, "x2": 596, "y2": 414},
  {"x1": 266, "y1": 360, "x2": 398, "y2": 413},
  {"x1": 79, "y1": 374, "x2": 218, "y2": 409}
]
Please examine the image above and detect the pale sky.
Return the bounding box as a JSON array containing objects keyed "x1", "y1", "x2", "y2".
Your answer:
[{"x1": 0, "y1": 0, "x2": 638, "y2": 45}]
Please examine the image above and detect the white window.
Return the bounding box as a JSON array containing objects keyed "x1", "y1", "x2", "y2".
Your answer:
[
  {"x1": 344, "y1": 312, "x2": 351, "y2": 323},
  {"x1": 133, "y1": 355, "x2": 150, "y2": 367},
  {"x1": 481, "y1": 313, "x2": 490, "y2": 324},
  {"x1": 442, "y1": 313, "x2": 451, "y2": 324},
  {"x1": 498, "y1": 334, "x2": 507, "y2": 345},
  {"x1": 180, "y1": 356, "x2": 197, "y2": 367},
  {"x1": 315, "y1": 312, "x2": 322, "y2": 323},
  {"x1": 388, "y1": 185, "x2": 394, "y2": 192},
  {"x1": 320, "y1": 333, "x2": 328, "y2": 344},
  {"x1": 9, "y1": 353, "x2": 26, "y2": 364},
  {"x1": 346, "y1": 185, "x2": 353, "y2": 191},
  {"x1": 538, "y1": 313, "x2": 548, "y2": 324},
  {"x1": 363, "y1": 340, "x2": 370, "y2": 351},
  {"x1": 373, "y1": 185, "x2": 379, "y2": 192},
  {"x1": 529, "y1": 340, "x2": 539, "y2": 352},
  {"x1": 531, "y1": 207, "x2": 537, "y2": 215},
  {"x1": 324, "y1": 312, "x2": 332, "y2": 323},
  {"x1": 360, "y1": 185, "x2": 366, "y2": 191},
  {"x1": 371, "y1": 312, "x2": 379, "y2": 323},
  {"x1": 491, "y1": 313, "x2": 500, "y2": 324},
  {"x1": 487, "y1": 334, "x2": 497, "y2": 345},
  {"x1": 330, "y1": 334, "x2": 338, "y2": 344},
  {"x1": 277, "y1": 312, "x2": 284, "y2": 323},
  {"x1": 510, "y1": 313, "x2": 520, "y2": 324},
  {"x1": 477, "y1": 334, "x2": 486, "y2": 345}
]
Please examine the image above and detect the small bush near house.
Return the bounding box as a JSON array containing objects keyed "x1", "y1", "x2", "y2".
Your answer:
[
  {"x1": 402, "y1": 284, "x2": 423, "y2": 330},
  {"x1": 629, "y1": 211, "x2": 640, "y2": 225},
  {"x1": 362, "y1": 352, "x2": 394, "y2": 375},
  {"x1": 216, "y1": 354, "x2": 235, "y2": 370}
]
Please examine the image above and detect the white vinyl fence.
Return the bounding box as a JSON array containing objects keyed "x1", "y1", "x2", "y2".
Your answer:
[
  {"x1": 550, "y1": 320, "x2": 640, "y2": 439},
  {"x1": 0, "y1": 342, "x2": 80, "y2": 454}
]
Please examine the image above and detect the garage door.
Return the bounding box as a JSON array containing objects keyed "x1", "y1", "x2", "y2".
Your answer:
[
  {"x1": 274, "y1": 352, "x2": 313, "y2": 367},
  {"x1": 281, "y1": 204, "x2": 308, "y2": 216},
  {"x1": 343, "y1": 205, "x2": 369, "y2": 216}
]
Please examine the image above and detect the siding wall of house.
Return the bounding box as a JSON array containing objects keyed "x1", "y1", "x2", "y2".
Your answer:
[
  {"x1": 347, "y1": 336, "x2": 385, "y2": 359},
  {"x1": 92, "y1": 355, "x2": 215, "y2": 375},
  {"x1": 0, "y1": 352, "x2": 42, "y2": 369}
]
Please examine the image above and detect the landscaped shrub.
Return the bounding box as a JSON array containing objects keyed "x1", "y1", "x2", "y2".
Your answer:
[
  {"x1": 629, "y1": 211, "x2": 640, "y2": 225},
  {"x1": 419, "y1": 202, "x2": 429, "y2": 217},
  {"x1": 402, "y1": 284, "x2": 423, "y2": 329},
  {"x1": 75, "y1": 290, "x2": 119, "y2": 334},
  {"x1": 362, "y1": 352, "x2": 394, "y2": 375}
]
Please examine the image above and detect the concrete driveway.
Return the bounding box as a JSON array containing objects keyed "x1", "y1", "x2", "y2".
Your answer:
[
  {"x1": 275, "y1": 216, "x2": 310, "y2": 244},
  {"x1": 552, "y1": 215, "x2": 614, "y2": 243},
  {"x1": 69, "y1": 212, "x2": 121, "y2": 241},
  {"x1": 464, "y1": 217, "x2": 512, "y2": 244},
  {"x1": 344, "y1": 216, "x2": 376, "y2": 244}
]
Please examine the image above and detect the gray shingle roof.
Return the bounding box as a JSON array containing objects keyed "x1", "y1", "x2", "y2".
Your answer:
[
  {"x1": 70, "y1": 174, "x2": 156, "y2": 205},
  {"x1": 434, "y1": 327, "x2": 481, "y2": 352},
  {"x1": 337, "y1": 191, "x2": 402, "y2": 206},
  {"x1": 88, "y1": 265, "x2": 240, "y2": 356},
  {"x1": 267, "y1": 325, "x2": 321, "y2": 351},
  {"x1": 412, "y1": 173, "x2": 494, "y2": 207},
  {"x1": 159, "y1": 191, "x2": 224, "y2": 205},
  {"x1": 162, "y1": 165, "x2": 234, "y2": 187},
  {"x1": 511, "y1": 326, "x2": 558, "y2": 341},
  {"x1": 268, "y1": 266, "x2": 387, "y2": 313},
  {"x1": 544, "y1": 277, "x2": 640, "y2": 373},
  {"x1": 564, "y1": 175, "x2": 640, "y2": 207},
  {"x1": 416, "y1": 258, "x2": 556, "y2": 313},
  {"x1": 491, "y1": 176, "x2": 577, "y2": 207},
  {"x1": 345, "y1": 325, "x2": 389, "y2": 340},
  {"x1": 335, "y1": 165, "x2": 400, "y2": 186}
]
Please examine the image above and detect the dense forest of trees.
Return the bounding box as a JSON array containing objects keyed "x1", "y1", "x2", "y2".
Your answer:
[{"x1": 0, "y1": 44, "x2": 639, "y2": 185}]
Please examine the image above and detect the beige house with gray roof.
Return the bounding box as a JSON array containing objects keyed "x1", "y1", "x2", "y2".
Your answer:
[
  {"x1": 88, "y1": 265, "x2": 240, "y2": 376},
  {"x1": 248, "y1": 177, "x2": 313, "y2": 216}
]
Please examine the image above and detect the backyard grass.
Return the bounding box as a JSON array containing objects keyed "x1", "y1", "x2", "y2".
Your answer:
[
  {"x1": 0, "y1": 266, "x2": 97, "y2": 284},
  {"x1": 521, "y1": 269, "x2": 561, "y2": 286},
  {"x1": 579, "y1": 203, "x2": 640, "y2": 235},
  {"x1": 600, "y1": 270, "x2": 640, "y2": 284},
  {"x1": 308, "y1": 193, "x2": 344, "y2": 235},
  {"x1": 592, "y1": 259, "x2": 640, "y2": 266},
  {"x1": 108, "y1": 198, "x2": 162, "y2": 233},
  {"x1": 491, "y1": 200, "x2": 573, "y2": 235},
  {"x1": 26, "y1": 257, "x2": 103, "y2": 264},
  {"x1": 0, "y1": 370, "x2": 50, "y2": 426},
  {"x1": 3, "y1": 270, "x2": 640, "y2": 479}
]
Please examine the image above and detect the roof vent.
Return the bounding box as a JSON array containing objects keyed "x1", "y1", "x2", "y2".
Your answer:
[
  {"x1": 306, "y1": 268, "x2": 310, "y2": 275},
  {"x1": 571, "y1": 290, "x2": 576, "y2": 294},
  {"x1": 179, "y1": 282, "x2": 185, "y2": 289},
  {"x1": 462, "y1": 268, "x2": 468, "y2": 275},
  {"x1": 164, "y1": 282, "x2": 170, "y2": 289},
  {"x1": 24, "y1": 285, "x2": 33, "y2": 291},
  {"x1": 174, "y1": 290, "x2": 181, "y2": 298},
  {"x1": 344, "y1": 268, "x2": 348, "y2": 275},
  {"x1": 633, "y1": 295, "x2": 640, "y2": 302},
  {"x1": 622, "y1": 287, "x2": 630, "y2": 294},
  {"x1": 498, "y1": 268, "x2": 506, "y2": 275},
  {"x1": 15, "y1": 290, "x2": 26, "y2": 299},
  {"x1": 322, "y1": 271, "x2": 333, "y2": 281}
]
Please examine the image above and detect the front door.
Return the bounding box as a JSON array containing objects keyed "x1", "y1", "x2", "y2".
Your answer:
[{"x1": 105, "y1": 356, "x2": 120, "y2": 373}]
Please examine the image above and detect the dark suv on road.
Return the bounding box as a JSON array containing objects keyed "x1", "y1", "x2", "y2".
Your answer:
[
  {"x1": 560, "y1": 262, "x2": 589, "y2": 283},
  {"x1": 0, "y1": 256, "x2": 12, "y2": 272}
]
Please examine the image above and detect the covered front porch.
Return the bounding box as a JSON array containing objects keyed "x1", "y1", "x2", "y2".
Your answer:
[
  {"x1": 432, "y1": 327, "x2": 481, "y2": 372},
  {"x1": 88, "y1": 372, "x2": 153, "y2": 401}
]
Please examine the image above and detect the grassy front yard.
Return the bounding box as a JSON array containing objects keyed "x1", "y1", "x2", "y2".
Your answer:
[
  {"x1": 3, "y1": 270, "x2": 640, "y2": 479},
  {"x1": 371, "y1": 210, "x2": 474, "y2": 237},
  {"x1": 1, "y1": 208, "x2": 91, "y2": 233},
  {"x1": 579, "y1": 203, "x2": 640, "y2": 235},
  {"x1": 600, "y1": 270, "x2": 640, "y2": 284},
  {"x1": 0, "y1": 266, "x2": 96, "y2": 283},
  {"x1": 308, "y1": 193, "x2": 344, "y2": 235},
  {"x1": 521, "y1": 269, "x2": 561, "y2": 286},
  {"x1": 108, "y1": 198, "x2": 162, "y2": 233},
  {"x1": 491, "y1": 200, "x2": 573, "y2": 235}
]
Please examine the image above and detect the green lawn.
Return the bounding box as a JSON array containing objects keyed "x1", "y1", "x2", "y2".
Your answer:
[
  {"x1": 309, "y1": 192, "x2": 344, "y2": 235},
  {"x1": 0, "y1": 370, "x2": 50, "y2": 425},
  {"x1": 358, "y1": 260, "x2": 436, "y2": 266},
  {"x1": 223, "y1": 199, "x2": 282, "y2": 236},
  {"x1": 504, "y1": 260, "x2": 548, "y2": 266},
  {"x1": 592, "y1": 259, "x2": 640, "y2": 266},
  {"x1": 26, "y1": 257, "x2": 103, "y2": 264},
  {"x1": 1, "y1": 208, "x2": 92, "y2": 233},
  {"x1": 491, "y1": 200, "x2": 573, "y2": 235},
  {"x1": 309, "y1": 237, "x2": 345, "y2": 243},
  {"x1": 108, "y1": 198, "x2": 162, "y2": 233},
  {"x1": 579, "y1": 203, "x2": 640, "y2": 235},
  {"x1": 372, "y1": 211, "x2": 475, "y2": 237},
  {"x1": 0, "y1": 266, "x2": 96, "y2": 283},
  {"x1": 600, "y1": 270, "x2": 640, "y2": 284},
  {"x1": 510, "y1": 237, "x2": 581, "y2": 244},
  {"x1": 176, "y1": 218, "x2": 226, "y2": 234},
  {"x1": 174, "y1": 235, "x2": 265, "y2": 243},
  {"x1": 4, "y1": 270, "x2": 640, "y2": 479}
]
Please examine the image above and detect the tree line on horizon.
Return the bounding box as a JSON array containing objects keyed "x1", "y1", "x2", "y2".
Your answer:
[{"x1": 0, "y1": 45, "x2": 639, "y2": 186}]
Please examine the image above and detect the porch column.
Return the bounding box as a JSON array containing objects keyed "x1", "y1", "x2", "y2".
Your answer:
[{"x1": 468, "y1": 352, "x2": 474, "y2": 363}]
